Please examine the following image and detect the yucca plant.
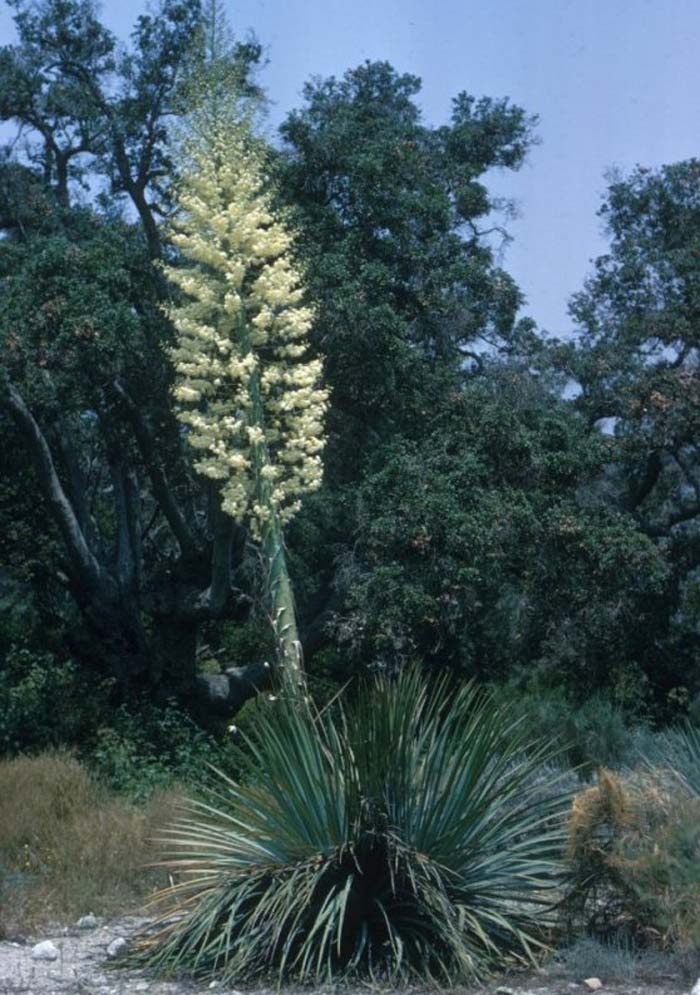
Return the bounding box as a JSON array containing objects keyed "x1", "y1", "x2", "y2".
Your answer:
[
  {"x1": 644, "y1": 721, "x2": 700, "y2": 797},
  {"x1": 137, "y1": 669, "x2": 569, "y2": 985}
]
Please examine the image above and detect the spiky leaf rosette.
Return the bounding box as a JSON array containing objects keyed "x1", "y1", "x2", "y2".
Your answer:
[
  {"x1": 642, "y1": 721, "x2": 700, "y2": 797},
  {"x1": 137, "y1": 669, "x2": 569, "y2": 985},
  {"x1": 164, "y1": 119, "x2": 328, "y2": 536}
]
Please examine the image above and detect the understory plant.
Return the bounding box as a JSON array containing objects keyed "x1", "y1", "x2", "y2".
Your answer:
[
  {"x1": 138, "y1": 668, "x2": 569, "y2": 985},
  {"x1": 564, "y1": 766, "x2": 700, "y2": 973},
  {"x1": 642, "y1": 721, "x2": 700, "y2": 797}
]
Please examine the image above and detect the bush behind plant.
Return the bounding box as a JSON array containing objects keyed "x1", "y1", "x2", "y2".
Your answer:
[
  {"x1": 0, "y1": 646, "x2": 112, "y2": 754},
  {"x1": 491, "y1": 681, "x2": 648, "y2": 776},
  {"x1": 641, "y1": 721, "x2": 700, "y2": 797},
  {"x1": 564, "y1": 766, "x2": 700, "y2": 975},
  {"x1": 87, "y1": 700, "x2": 233, "y2": 801}
]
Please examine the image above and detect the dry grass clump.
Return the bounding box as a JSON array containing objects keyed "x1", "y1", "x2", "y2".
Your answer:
[
  {"x1": 565, "y1": 766, "x2": 700, "y2": 976},
  {"x1": 0, "y1": 750, "x2": 183, "y2": 933}
]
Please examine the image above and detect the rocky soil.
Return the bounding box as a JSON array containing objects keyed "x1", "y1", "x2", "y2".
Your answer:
[{"x1": 0, "y1": 916, "x2": 693, "y2": 995}]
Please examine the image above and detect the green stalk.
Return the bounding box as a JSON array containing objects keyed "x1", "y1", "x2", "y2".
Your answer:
[
  {"x1": 261, "y1": 512, "x2": 305, "y2": 699},
  {"x1": 240, "y1": 313, "x2": 307, "y2": 702}
]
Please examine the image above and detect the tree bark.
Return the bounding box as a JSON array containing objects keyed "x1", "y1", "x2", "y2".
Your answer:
[
  {"x1": 3, "y1": 384, "x2": 269, "y2": 721},
  {"x1": 111, "y1": 378, "x2": 200, "y2": 559},
  {"x1": 3, "y1": 380, "x2": 110, "y2": 594}
]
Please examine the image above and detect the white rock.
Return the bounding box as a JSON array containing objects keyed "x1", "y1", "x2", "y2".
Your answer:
[
  {"x1": 690, "y1": 979, "x2": 700, "y2": 995},
  {"x1": 496, "y1": 988, "x2": 515, "y2": 995},
  {"x1": 31, "y1": 940, "x2": 59, "y2": 961},
  {"x1": 77, "y1": 914, "x2": 99, "y2": 929},
  {"x1": 106, "y1": 936, "x2": 128, "y2": 959},
  {"x1": 583, "y1": 980, "x2": 603, "y2": 992}
]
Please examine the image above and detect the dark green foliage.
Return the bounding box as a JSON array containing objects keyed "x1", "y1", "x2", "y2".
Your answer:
[
  {"x1": 493, "y1": 682, "x2": 649, "y2": 777},
  {"x1": 546, "y1": 162, "x2": 700, "y2": 708},
  {"x1": 0, "y1": 212, "x2": 161, "y2": 407},
  {"x1": 0, "y1": 593, "x2": 228, "y2": 796},
  {"x1": 0, "y1": 647, "x2": 109, "y2": 754},
  {"x1": 1, "y1": 0, "x2": 699, "y2": 761},
  {"x1": 277, "y1": 60, "x2": 538, "y2": 461},
  {"x1": 215, "y1": 618, "x2": 275, "y2": 670},
  {"x1": 87, "y1": 701, "x2": 230, "y2": 801},
  {"x1": 0, "y1": 573, "x2": 109, "y2": 753},
  {"x1": 331, "y1": 367, "x2": 669, "y2": 699},
  {"x1": 0, "y1": 1, "x2": 267, "y2": 713},
  {"x1": 139, "y1": 669, "x2": 568, "y2": 984}
]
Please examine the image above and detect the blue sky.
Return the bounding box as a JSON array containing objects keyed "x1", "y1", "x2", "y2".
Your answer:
[{"x1": 2, "y1": 0, "x2": 699, "y2": 334}]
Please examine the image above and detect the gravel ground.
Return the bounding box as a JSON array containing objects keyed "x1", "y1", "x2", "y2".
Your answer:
[{"x1": 0, "y1": 916, "x2": 691, "y2": 995}]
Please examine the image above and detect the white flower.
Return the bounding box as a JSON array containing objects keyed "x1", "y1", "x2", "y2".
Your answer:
[{"x1": 166, "y1": 118, "x2": 328, "y2": 534}]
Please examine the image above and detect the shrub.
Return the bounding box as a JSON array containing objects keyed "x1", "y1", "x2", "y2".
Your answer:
[
  {"x1": 564, "y1": 768, "x2": 646, "y2": 937},
  {"x1": 0, "y1": 751, "x2": 182, "y2": 931},
  {"x1": 0, "y1": 647, "x2": 110, "y2": 753},
  {"x1": 493, "y1": 683, "x2": 648, "y2": 776},
  {"x1": 138, "y1": 669, "x2": 569, "y2": 985},
  {"x1": 87, "y1": 700, "x2": 233, "y2": 801},
  {"x1": 217, "y1": 618, "x2": 275, "y2": 669},
  {"x1": 551, "y1": 936, "x2": 674, "y2": 984},
  {"x1": 625, "y1": 793, "x2": 700, "y2": 973},
  {"x1": 564, "y1": 766, "x2": 700, "y2": 973}
]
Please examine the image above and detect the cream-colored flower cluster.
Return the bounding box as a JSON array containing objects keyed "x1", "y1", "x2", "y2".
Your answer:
[{"x1": 165, "y1": 123, "x2": 328, "y2": 536}]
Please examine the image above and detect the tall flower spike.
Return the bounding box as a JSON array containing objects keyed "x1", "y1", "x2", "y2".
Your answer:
[
  {"x1": 164, "y1": 120, "x2": 328, "y2": 541},
  {"x1": 164, "y1": 114, "x2": 326, "y2": 700}
]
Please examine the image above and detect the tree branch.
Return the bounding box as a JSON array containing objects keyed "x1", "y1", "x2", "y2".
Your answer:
[
  {"x1": 3, "y1": 380, "x2": 109, "y2": 592},
  {"x1": 642, "y1": 503, "x2": 700, "y2": 537},
  {"x1": 206, "y1": 504, "x2": 234, "y2": 614},
  {"x1": 674, "y1": 449, "x2": 700, "y2": 502},
  {"x1": 624, "y1": 449, "x2": 663, "y2": 511},
  {"x1": 105, "y1": 436, "x2": 139, "y2": 591},
  {"x1": 111, "y1": 378, "x2": 200, "y2": 559},
  {"x1": 44, "y1": 56, "x2": 162, "y2": 256},
  {"x1": 52, "y1": 416, "x2": 94, "y2": 541},
  {"x1": 195, "y1": 661, "x2": 272, "y2": 718}
]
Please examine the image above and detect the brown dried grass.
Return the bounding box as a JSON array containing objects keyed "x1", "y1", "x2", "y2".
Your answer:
[
  {"x1": 0, "y1": 751, "x2": 183, "y2": 933},
  {"x1": 565, "y1": 766, "x2": 700, "y2": 969}
]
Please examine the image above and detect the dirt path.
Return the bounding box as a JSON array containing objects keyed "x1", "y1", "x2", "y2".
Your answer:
[{"x1": 0, "y1": 916, "x2": 691, "y2": 995}]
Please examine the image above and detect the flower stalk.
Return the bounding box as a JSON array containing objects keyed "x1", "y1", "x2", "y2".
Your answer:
[{"x1": 164, "y1": 117, "x2": 327, "y2": 699}]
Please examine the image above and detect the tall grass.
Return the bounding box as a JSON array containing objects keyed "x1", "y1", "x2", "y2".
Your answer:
[
  {"x1": 0, "y1": 751, "x2": 181, "y2": 932},
  {"x1": 139, "y1": 670, "x2": 570, "y2": 985}
]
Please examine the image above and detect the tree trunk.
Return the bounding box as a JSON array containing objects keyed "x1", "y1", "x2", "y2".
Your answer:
[
  {"x1": 68, "y1": 588, "x2": 150, "y2": 687},
  {"x1": 150, "y1": 614, "x2": 199, "y2": 698}
]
